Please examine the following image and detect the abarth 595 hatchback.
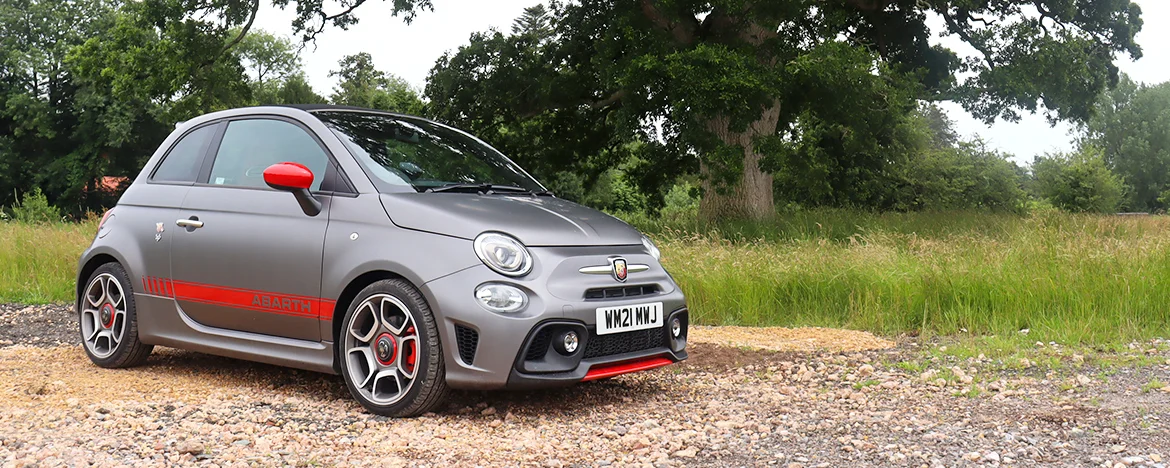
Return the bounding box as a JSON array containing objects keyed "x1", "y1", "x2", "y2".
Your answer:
[{"x1": 76, "y1": 105, "x2": 688, "y2": 417}]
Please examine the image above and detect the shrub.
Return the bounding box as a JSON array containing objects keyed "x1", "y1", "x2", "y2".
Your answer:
[
  {"x1": 1032, "y1": 146, "x2": 1124, "y2": 213},
  {"x1": 9, "y1": 188, "x2": 62, "y2": 224}
]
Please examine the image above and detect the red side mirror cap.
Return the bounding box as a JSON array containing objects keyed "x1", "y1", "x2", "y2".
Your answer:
[{"x1": 263, "y1": 162, "x2": 314, "y2": 191}]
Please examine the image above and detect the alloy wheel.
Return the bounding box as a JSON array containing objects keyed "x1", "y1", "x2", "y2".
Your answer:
[
  {"x1": 343, "y1": 294, "x2": 420, "y2": 405},
  {"x1": 81, "y1": 273, "x2": 127, "y2": 358}
]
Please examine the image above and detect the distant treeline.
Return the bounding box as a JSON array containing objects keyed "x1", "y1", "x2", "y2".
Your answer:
[{"x1": 0, "y1": 1, "x2": 1162, "y2": 218}]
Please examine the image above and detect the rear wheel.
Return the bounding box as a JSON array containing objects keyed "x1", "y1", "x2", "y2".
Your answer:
[
  {"x1": 79, "y1": 263, "x2": 153, "y2": 367},
  {"x1": 339, "y1": 279, "x2": 448, "y2": 417}
]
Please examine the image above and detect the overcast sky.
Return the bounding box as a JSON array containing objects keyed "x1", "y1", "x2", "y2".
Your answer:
[{"x1": 253, "y1": 1, "x2": 1169, "y2": 165}]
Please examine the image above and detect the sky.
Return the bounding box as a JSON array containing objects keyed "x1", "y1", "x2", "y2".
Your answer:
[{"x1": 253, "y1": 1, "x2": 1170, "y2": 165}]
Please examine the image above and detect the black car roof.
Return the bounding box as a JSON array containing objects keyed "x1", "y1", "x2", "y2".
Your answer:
[{"x1": 277, "y1": 104, "x2": 413, "y2": 117}]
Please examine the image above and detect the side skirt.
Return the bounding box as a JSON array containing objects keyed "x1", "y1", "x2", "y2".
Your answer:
[{"x1": 135, "y1": 294, "x2": 336, "y2": 374}]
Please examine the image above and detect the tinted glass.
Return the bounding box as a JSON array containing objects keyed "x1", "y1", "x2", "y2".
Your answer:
[
  {"x1": 153, "y1": 125, "x2": 215, "y2": 182},
  {"x1": 317, "y1": 111, "x2": 543, "y2": 193},
  {"x1": 208, "y1": 119, "x2": 329, "y2": 191}
]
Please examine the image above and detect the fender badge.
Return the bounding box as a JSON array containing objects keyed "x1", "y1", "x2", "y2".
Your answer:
[{"x1": 155, "y1": 222, "x2": 164, "y2": 242}]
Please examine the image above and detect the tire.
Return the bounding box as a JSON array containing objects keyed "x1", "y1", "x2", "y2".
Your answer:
[
  {"x1": 339, "y1": 279, "x2": 449, "y2": 417},
  {"x1": 79, "y1": 262, "x2": 153, "y2": 368}
]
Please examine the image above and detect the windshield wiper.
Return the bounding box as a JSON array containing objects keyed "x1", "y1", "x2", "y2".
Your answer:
[{"x1": 425, "y1": 183, "x2": 532, "y2": 194}]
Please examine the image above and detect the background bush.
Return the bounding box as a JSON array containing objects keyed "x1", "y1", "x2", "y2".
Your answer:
[
  {"x1": 1031, "y1": 147, "x2": 1125, "y2": 213},
  {"x1": 9, "y1": 188, "x2": 62, "y2": 224}
]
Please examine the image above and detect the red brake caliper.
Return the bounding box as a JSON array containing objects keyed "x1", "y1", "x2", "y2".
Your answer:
[{"x1": 405, "y1": 326, "x2": 417, "y2": 372}]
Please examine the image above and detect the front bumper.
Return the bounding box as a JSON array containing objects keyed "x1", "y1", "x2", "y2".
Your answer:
[{"x1": 418, "y1": 245, "x2": 688, "y2": 390}]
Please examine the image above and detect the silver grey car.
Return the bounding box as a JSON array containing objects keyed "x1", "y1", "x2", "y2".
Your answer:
[{"x1": 76, "y1": 105, "x2": 689, "y2": 417}]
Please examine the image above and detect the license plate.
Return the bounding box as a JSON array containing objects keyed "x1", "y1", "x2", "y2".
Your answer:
[{"x1": 595, "y1": 302, "x2": 663, "y2": 335}]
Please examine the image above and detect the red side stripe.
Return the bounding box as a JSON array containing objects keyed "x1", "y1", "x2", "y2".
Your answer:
[
  {"x1": 582, "y1": 357, "x2": 674, "y2": 381},
  {"x1": 170, "y1": 281, "x2": 320, "y2": 319},
  {"x1": 319, "y1": 300, "x2": 336, "y2": 320},
  {"x1": 138, "y1": 276, "x2": 333, "y2": 319},
  {"x1": 171, "y1": 280, "x2": 321, "y2": 302}
]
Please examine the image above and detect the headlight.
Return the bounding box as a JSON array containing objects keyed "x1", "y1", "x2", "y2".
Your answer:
[
  {"x1": 641, "y1": 236, "x2": 661, "y2": 260},
  {"x1": 474, "y1": 284, "x2": 528, "y2": 313},
  {"x1": 474, "y1": 232, "x2": 533, "y2": 276}
]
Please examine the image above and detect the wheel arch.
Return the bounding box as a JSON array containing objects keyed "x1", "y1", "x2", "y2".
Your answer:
[{"x1": 76, "y1": 253, "x2": 123, "y2": 311}]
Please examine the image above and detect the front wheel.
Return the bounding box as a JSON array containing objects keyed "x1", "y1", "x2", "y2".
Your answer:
[
  {"x1": 79, "y1": 263, "x2": 153, "y2": 367},
  {"x1": 339, "y1": 279, "x2": 449, "y2": 417}
]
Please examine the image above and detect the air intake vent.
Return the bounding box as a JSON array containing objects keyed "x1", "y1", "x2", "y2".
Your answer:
[
  {"x1": 454, "y1": 324, "x2": 479, "y2": 365},
  {"x1": 584, "y1": 284, "x2": 660, "y2": 301},
  {"x1": 584, "y1": 328, "x2": 666, "y2": 359}
]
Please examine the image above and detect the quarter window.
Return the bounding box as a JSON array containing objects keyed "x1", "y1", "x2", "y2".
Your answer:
[
  {"x1": 208, "y1": 119, "x2": 329, "y2": 191},
  {"x1": 153, "y1": 124, "x2": 215, "y2": 183}
]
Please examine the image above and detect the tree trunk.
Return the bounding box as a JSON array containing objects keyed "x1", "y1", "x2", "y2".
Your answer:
[{"x1": 699, "y1": 101, "x2": 781, "y2": 222}]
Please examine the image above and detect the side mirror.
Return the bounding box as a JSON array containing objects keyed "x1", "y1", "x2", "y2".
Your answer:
[{"x1": 263, "y1": 162, "x2": 322, "y2": 216}]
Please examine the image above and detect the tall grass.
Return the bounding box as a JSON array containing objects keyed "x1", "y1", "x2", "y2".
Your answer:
[
  {"x1": 634, "y1": 208, "x2": 1170, "y2": 345},
  {"x1": 0, "y1": 221, "x2": 95, "y2": 303},
  {"x1": 3, "y1": 209, "x2": 1170, "y2": 345}
]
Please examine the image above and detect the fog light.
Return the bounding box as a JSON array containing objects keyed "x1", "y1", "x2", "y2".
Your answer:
[
  {"x1": 671, "y1": 317, "x2": 682, "y2": 337},
  {"x1": 557, "y1": 331, "x2": 579, "y2": 355},
  {"x1": 474, "y1": 284, "x2": 528, "y2": 313}
]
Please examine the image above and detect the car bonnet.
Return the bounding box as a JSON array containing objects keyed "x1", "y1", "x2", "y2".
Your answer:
[{"x1": 378, "y1": 193, "x2": 644, "y2": 246}]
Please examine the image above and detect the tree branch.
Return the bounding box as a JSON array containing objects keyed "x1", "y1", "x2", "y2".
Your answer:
[
  {"x1": 323, "y1": 0, "x2": 369, "y2": 23},
  {"x1": 220, "y1": 0, "x2": 260, "y2": 56},
  {"x1": 941, "y1": 9, "x2": 997, "y2": 70},
  {"x1": 639, "y1": 0, "x2": 698, "y2": 45},
  {"x1": 589, "y1": 90, "x2": 627, "y2": 110}
]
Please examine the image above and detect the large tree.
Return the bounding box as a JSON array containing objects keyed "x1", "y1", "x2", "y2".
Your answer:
[
  {"x1": 329, "y1": 52, "x2": 425, "y2": 114},
  {"x1": 1083, "y1": 75, "x2": 1170, "y2": 211},
  {"x1": 425, "y1": 0, "x2": 1141, "y2": 220}
]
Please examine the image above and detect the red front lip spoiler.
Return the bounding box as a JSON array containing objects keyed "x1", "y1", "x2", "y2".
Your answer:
[{"x1": 582, "y1": 357, "x2": 674, "y2": 381}]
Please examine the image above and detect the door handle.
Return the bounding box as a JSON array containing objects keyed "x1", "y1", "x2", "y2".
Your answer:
[{"x1": 176, "y1": 218, "x2": 204, "y2": 229}]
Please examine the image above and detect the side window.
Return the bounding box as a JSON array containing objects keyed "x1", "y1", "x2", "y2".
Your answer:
[
  {"x1": 208, "y1": 119, "x2": 329, "y2": 191},
  {"x1": 153, "y1": 125, "x2": 215, "y2": 183}
]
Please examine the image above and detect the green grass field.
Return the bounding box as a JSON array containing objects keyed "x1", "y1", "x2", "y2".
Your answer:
[
  {"x1": 625, "y1": 209, "x2": 1170, "y2": 345},
  {"x1": 3, "y1": 209, "x2": 1169, "y2": 345},
  {"x1": 0, "y1": 220, "x2": 96, "y2": 304}
]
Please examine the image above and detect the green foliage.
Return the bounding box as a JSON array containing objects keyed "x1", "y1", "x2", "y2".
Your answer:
[
  {"x1": 0, "y1": 1, "x2": 322, "y2": 215},
  {"x1": 423, "y1": 0, "x2": 1142, "y2": 221},
  {"x1": 1084, "y1": 75, "x2": 1170, "y2": 212},
  {"x1": 8, "y1": 188, "x2": 61, "y2": 224},
  {"x1": 1032, "y1": 147, "x2": 1125, "y2": 213},
  {"x1": 329, "y1": 53, "x2": 425, "y2": 114},
  {"x1": 512, "y1": 4, "x2": 553, "y2": 38},
  {"x1": 774, "y1": 103, "x2": 1027, "y2": 213}
]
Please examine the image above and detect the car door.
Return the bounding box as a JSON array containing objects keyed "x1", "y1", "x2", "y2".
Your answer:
[
  {"x1": 169, "y1": 117, "x2": 335, "y2": 342},
  {"x1": 129, "y1": 122, "x2": 219, "y2": 301}
]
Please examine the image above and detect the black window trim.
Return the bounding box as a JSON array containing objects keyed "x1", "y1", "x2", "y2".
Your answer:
[
  {"x1": 191, "y1": 114, "x2": 357, "y2": 196},
  {"x1": 147, "y1": 121, "x2": 223, "y2": 186}
]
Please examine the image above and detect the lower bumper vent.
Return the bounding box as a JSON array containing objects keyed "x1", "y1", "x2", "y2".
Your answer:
[
  {"x1": 583, "y1": 328, "x2": 666, "y2": 359},
  {"x1": 454, "y1": 324, "x2": 479, "y2": 365}
]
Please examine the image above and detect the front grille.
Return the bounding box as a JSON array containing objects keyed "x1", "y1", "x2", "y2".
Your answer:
[
  {"x1": 584, "y1": 284, "x2": 660, "y2": 300},
  {"x1": 584, "y1": 328, "x2": 666, "y2": 359},
  {"x1": 454, "y1": 325, "x2": 479, "y2": 365}
]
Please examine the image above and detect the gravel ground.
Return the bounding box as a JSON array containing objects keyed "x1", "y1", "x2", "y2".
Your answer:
[{"x1": 1, "y1": 303, "x2": 1168, "y2": 467}]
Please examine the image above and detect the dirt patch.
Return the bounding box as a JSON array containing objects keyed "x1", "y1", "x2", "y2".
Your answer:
[
  {"x1": 688, "y1": 325, "x2": 895, "y2": 353},
  {"x1": 2, "y1": 304, "x2": 1168, "y2": 467}
]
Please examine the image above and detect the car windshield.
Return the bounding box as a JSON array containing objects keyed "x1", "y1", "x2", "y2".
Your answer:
[{"x1": 316, "y1": 111, "x2": 545, "y2": 193}]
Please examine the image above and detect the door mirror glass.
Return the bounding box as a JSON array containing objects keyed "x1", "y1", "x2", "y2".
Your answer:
[{"x1": 263, "y1": 162, "x2": 314, "y2": 191}]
